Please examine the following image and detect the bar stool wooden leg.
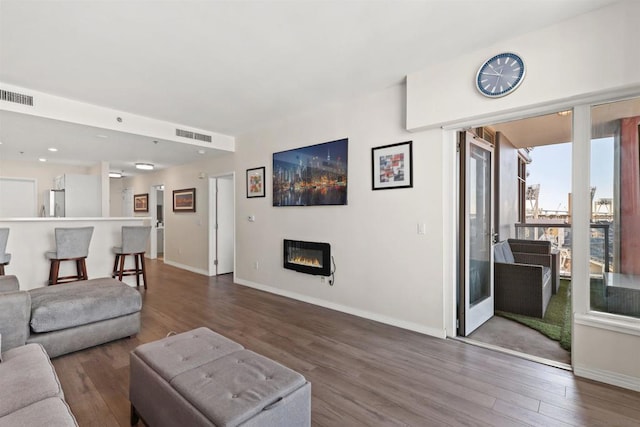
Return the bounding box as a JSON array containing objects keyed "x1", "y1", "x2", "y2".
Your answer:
[
  {"x1": 134, "y1": 254, "x2": 140, "y2": 287},
  {"x1": 118, "y1": 255, "x2": 126, "y2": 281},
  {"x1": 112, "y1": 255, "x2": 120, "y2": 278},
  {"x1": 75, "y1": 259, "x2": 82, "y2": 281},
  {"x1": 0, "y1": 264, "x2": 4, "y2": 275},
  {"x1": 81, "y1": 258, "x2": 88, "y2": 280},
  {"x1": 140, "y1": 254, "x2": 147, "y2": 289},
  {"x1": 50, "y1": 260, "x2": 60, "y2": 286}
]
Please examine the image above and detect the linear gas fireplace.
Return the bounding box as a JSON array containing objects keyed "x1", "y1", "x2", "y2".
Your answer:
[{"x1": 283, "y1": 239, "x2": 331, "y2": 276}]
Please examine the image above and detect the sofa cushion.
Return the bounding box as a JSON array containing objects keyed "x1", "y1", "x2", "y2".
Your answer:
[
  {"x1": 133, "y1": 327, "x2": 243, "y2": 382},
  {"x1": 0, "y1": 344, "x2": 63, "y2": 418},
  {"x1": 0, "y1": 290, "x2": 31, "y2": 353},
  {"x1": 0, "y1": 397, "x2": 77, "y2": 427},
  {"x1": 170, "y1": 349, "x2": 307, "y2": 427},
  {"x1": 29, "y1": 278, "x2": 142, "y2": 333}
]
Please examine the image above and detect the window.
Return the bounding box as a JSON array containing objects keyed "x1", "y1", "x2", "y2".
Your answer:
[{"x1": 590, "y1": 97, "x2": 640, "y2": 319}]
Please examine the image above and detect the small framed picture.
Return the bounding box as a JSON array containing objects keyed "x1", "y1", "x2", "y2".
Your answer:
[
  {"x1": 133, "y1": 193, "x2": 149, "y2": 212},
  {"x1": 372, "y1": 141, "x2": 413, "y2": 190},
  {"x1": 246, "y1": 167, "x2": 266, "y2": 198},
  {"x1": 173, "y1": 188, "x2": 196, "y2": 212}
]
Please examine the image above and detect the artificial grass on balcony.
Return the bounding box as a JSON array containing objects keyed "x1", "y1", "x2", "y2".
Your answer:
[{"x1": 497, "y1": 279, "x2": 572, "y2": 351}]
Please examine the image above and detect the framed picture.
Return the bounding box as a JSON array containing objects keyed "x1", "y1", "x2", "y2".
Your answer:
[
  {"x1": 372, "y1": 141, "x2": 413, "y2": 190},
  {"x1": 173, "y1": 188, "x2": 196, "y2": 212},
  {"x1": 246, "y1": 167, "x2": 266, "y2": 198},
  {"x1": 273, "y1": 138, "x2": 348, "y2": 206},
  {"x1": 133, "y1": 193, "x2": 149, "y2": 212}
]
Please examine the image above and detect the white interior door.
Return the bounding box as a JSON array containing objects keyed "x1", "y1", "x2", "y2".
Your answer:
[
  {"x1": 209, "y1": 175, "x2": 235, "y2": 276},
  {"x1": 462, "y1": 131, "x2": 495, "y2": 335},
  {"x1": 216, "y1": 176, "x2": 234, "y2": 275}
]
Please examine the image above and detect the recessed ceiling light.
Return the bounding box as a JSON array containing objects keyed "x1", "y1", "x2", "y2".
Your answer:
[
  {"x1": 96, "y1": 134, "x2": 108, "y2": 139},
  {"x1": 48, "y1": 147, "x2": 58, "y2": 152},
  {"x1": 135, "y1": 163, "x2": 154, "y2": 170},
  {"x1": 109, "y1": 172, "x2": 123, "y2": 178},
  {"x1": 198, "y1": 150, "x2": 206, "y2": 154},
  {"x1": 39, "y1": 158, "x2": 47, "y2": 162}
]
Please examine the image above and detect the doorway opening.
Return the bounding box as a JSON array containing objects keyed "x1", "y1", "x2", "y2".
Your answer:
[
  {"x1": 208, "y1": 174, "x2": 234, "y2": 276},
  {"x1": 457, "y1": 110, "x2": 573, "y2": 367},
  {"x1": 149, "y1": 184, "x2": 164, "y2": 260}
]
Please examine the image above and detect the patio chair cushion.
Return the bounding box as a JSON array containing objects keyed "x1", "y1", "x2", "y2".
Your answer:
[{"x1": 494, "y1": 241, "x2": 515, "y2": 264}]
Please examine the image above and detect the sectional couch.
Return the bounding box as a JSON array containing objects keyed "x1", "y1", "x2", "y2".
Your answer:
[{"x1": 0, "y1": 275, "x2": 141, "y2": 357}]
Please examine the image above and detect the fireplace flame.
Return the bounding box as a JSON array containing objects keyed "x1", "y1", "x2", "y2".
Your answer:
[{"x1": 290, "y1": 256, "x2": 322, "y2": 268}]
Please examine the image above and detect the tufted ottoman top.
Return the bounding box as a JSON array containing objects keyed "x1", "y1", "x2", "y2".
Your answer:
[
  {"x1": 132, "y1": 327, "x2": 307, "y2": 427},
  {"x1": 133, "y1": 327, "x2": 243, "y2": 381},
  {"x1": 29, "y1": 278, "x2": 142, "y2": 333},
  {"x1": 172, "y1": 349, "x2": 306, "y2": 426}
]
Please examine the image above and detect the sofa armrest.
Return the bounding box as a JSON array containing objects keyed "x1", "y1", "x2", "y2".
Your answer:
[
  {"x1": 0, "y1": 291, "x2": 31, "y2": 353},
  {"x1": 0, "y1": 275, "x2": 19, "y2": 293}
]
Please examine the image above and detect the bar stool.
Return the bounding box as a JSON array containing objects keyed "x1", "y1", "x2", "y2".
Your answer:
[
  {"x1": 0, "y1": 228, "x2": 10, "y2": 275},
  {"x1": 112, "y1": 226, "x2": 151, "y2": 289},
  {"x1": 45, "y1": 227, "x2": 94, "y2": 285}
]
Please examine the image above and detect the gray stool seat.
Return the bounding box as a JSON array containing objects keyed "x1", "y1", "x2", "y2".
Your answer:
[
  {"x1": 130, "y1": 327, "x2": 311, "y2": 427},
  {"x1": 112, "y1": 226, "x2": 151, "y2": 289},
  {"x1": 0, "y1": 228, "x2": 10, "y2": 275},
  {"x1": 46, "y1": 227, "x2": 94, "y2": 286}
]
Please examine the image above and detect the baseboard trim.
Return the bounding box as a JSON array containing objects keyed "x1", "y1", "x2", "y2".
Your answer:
[
  {"x1": 235, "y1": 277, "x2": 446, "y2": 339},
  {"x1": 162, "y1": 259, "x2": 209, "y2": 276},
  {"x1": 573, "y1": 365, "x2": 640, "y2": 392}
]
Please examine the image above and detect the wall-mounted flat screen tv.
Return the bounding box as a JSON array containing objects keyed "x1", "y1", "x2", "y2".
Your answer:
[{"x1": 273, "y1": 138, "x2": 348, "y2": 206}]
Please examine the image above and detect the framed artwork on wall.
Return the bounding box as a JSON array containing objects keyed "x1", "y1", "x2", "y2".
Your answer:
[
  {"x1": 133, "y1": 193, "x2": 149, "y2": 212},
  {"x1": 371, "y1": 141, "x2": 413, "y2": 190},
  {"x1": 273, "y1": 138, "x2": 348, "y2": 206},
  {"x1": 246, "y1": 167, "x2": 266, "y2": 198},
  {"x1": 173, "y1": 188, "x2": 196, "y2": 212}
]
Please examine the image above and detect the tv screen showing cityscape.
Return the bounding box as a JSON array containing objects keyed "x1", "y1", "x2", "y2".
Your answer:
[{"x1": 273, "y1": 138, "x2": 348, "y2": 206}]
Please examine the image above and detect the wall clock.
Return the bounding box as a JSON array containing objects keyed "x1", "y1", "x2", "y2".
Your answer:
[{"x1": 476, "y1": 52, "x2": 525, "y2": 98}]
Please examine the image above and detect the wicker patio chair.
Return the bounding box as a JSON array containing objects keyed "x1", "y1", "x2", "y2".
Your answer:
[
  {"x1": 508, "y1": 238, "x2": 560, "y2": 294},
  {"x1": 494, "y1": 240, "x2": 553, "y2": 318}
]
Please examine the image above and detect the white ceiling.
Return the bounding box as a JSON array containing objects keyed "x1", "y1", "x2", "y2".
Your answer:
[{"x1": 0, "y1": 0, "x2": 617, "y2": 173}]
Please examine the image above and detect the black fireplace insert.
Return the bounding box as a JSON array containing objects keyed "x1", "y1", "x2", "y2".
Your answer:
[{"x1": 283, "y1": 239, "x2": 331, "y2": 276}]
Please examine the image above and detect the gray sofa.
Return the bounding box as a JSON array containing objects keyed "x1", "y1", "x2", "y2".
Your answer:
[
  {"x1": 0, "y1": 342, "x2": 78, "y2": 426},
  {"x1": 0, "y1": 275, "x2": 142, "y2": 358}
]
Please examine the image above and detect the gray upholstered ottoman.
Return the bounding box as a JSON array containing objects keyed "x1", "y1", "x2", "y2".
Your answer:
[
  {"x1": 27, "y1": 278, "x2": 142, "y2": 357},
  {"x1": 130, "y1": 327, "x2": 311, "y2": 427}
]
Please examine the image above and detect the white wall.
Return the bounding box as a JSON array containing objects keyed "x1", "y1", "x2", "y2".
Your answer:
[
  {"x1": 234, "y1": 85, "x2": 447, "y2": 338},
  {"x1": 407, "y1": 1, "x2": 640, "y2": 131},
  {"x1": 123, "y1": 153, "x2": 235, "y2": 274},
  {"x1": 406, "y1": 0, "x2": 640, "y2": 390}
]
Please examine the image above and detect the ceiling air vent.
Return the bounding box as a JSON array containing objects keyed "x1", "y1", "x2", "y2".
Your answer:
[
  {"x1": 0, "y1": 89, "x2": 34, "y2": 106},
  {"x1": 176, "y1": 128, "x2": 212, "y2": 143}
]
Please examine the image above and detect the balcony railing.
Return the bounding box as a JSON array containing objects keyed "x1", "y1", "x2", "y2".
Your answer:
[{"x1": 514, "y1": 222, "x2": 612, "y2": 277}]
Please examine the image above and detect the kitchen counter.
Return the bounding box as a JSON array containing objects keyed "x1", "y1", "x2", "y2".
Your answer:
[{"x1": 0, "y1": 217, "x2": 151, "y2": 289}]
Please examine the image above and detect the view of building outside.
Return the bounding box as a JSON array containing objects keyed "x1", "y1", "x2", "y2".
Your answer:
[{"x1": 519, "y1": 98, "x2": 639, "y2": 319}]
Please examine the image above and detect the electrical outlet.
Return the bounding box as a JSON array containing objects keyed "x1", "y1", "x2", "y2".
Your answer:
[
  {"x1": 254, "y1": 261, "x2": 259, "y2": 270},
  {"x1": 321, "y1": 276, "x2": 325, "y2": 283}
]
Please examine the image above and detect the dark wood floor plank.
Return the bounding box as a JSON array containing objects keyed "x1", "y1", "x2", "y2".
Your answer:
[{"x1": 49, "y1": 260, "x2": 640, "y2": 426}]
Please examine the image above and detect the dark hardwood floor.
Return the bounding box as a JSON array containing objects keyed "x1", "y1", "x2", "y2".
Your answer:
[{"x1": 52, "y1": 260, "x2": 640, "y2": 426}]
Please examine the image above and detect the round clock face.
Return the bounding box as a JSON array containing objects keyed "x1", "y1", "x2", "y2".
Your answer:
[{"x1": 476, "y1": 52, "x2": 525, "y2": 98}]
